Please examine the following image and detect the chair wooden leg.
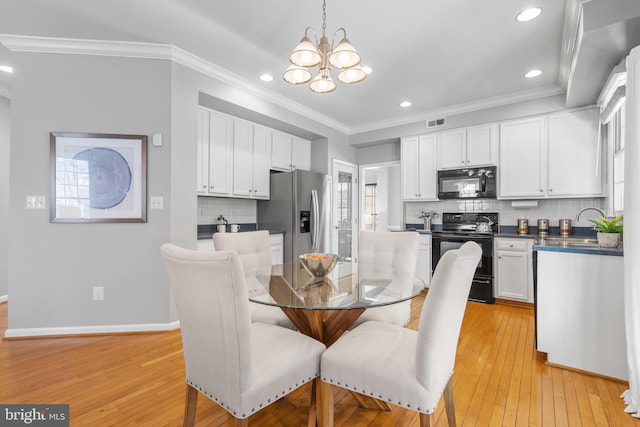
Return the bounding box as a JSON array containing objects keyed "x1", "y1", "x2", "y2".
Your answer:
[
  {"x1": 183, "y1": 384, "x2": 198, "y2": 427},
  {"x1": 317, "y1": 379, "x2": 334, "y2": 427},
  {"x1": 420, "y1": 413, "x2": 434, "y2": 427},
  {"x1": 307, "y1": 378, "x2": 317, "y2": 427},
  {"x1": 235, "y1": 418, "x2": 249, "y2": 427},
  {"x1": 443, "y1": 377, "x2": 456, "y2": 427}
]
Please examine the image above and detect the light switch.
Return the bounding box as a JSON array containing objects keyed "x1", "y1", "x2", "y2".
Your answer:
[
  {"x1": 152, "y1": 133, "x2": 162, "y2": 147},
  {"x1": 150, "y1": 196, "x2": 164, "y2": 210},
  {"x1": 26, "y1": 195, "x2": 46, "y2": 209}
]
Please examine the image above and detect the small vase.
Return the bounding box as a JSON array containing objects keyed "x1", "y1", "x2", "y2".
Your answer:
[{"x1": 597, "y1": 232, "x2": 621, "y2": 248}]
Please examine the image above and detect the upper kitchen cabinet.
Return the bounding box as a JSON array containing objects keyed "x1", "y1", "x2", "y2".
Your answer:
[
  {"x1": 547, "y1": 108, "x2": 602, "y2": 197},
  {"x1": 271, "y1": 131, "x2": 311, "y2": 172},
  {"x1": 401, "y1": 134, "x2": 437, "y2": 201},
  {"x1": 437, "y1": 123, "x2": 498, "y2": 169},
  {"x1": 197, "y1": 108, "x2": 233, "y2": 196},
  {"x1": 499, "y1": 116, "x2": 548, "y2": 198},
  {"x1": 233, "y1": 120, "x2": 271, "y2": 199},
  {"x1": 499, "y1": 107, "x2": 602, "y2": 199}
]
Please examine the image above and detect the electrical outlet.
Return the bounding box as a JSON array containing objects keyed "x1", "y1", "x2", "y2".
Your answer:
[
  {"x1": 93, "y1": 286, "x2": 104, "y2": 301},
  {"x1": 150, "y1": 196, "x2": 164, "y2": 210}
]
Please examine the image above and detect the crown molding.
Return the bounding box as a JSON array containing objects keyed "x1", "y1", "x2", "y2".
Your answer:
[
  {"x1": 0, "y1": 34, "x2": 351, "y2": 134},
  {"x1": 349, "y1": 83, "x2": 565, "y2": 135}
]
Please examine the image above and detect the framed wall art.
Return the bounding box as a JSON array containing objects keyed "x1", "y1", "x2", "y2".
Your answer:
[{"x1": 50, "y1": 132, "x2": 147, "y2": 223}]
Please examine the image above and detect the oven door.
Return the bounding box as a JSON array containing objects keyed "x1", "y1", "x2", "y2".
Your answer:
[{"x1": 431, "y1": 234, "x2": 493, "y2": 277}]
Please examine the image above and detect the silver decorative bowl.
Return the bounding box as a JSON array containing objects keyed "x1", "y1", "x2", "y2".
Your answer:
[{"x1": 299, "y1": 253, "x2": 339, "y2": 278}]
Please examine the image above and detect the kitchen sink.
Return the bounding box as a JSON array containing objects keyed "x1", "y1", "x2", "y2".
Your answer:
[{"x1": 539, "y1": 236, "x2": 600, "y2": 247}]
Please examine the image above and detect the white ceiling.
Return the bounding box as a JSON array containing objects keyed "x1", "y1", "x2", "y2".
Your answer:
[{"x1": 0, "y1": 0, "x2": 611, "y2": 134}]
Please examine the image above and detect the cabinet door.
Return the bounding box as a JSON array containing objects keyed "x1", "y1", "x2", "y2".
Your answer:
[
  {"x1": 208, "y1": 112, "x2": 233, "y2": 196},
  {"x1": 499, "y1": 116, "x2": 547, "y2": 198},
  {"x1": 292, "y1": 137, "x2": 311, "y2": 171},
  {"x1": 271, "y1": 130, "x2": 292, "y2": 171},
  {"x1": 437, "y1": 129, "x2": 466, "y2": 169},
  {"x1": 252, "y1": 124, "x2": 271, "y2": 199},
  {"x1": 401, "y1": 136, "x2": 420, "y2": 200},
  {"x1": 196, "y1": 108, "x2": 210, "y2": 194},
  {"x1": 466, "y1": 123, "x2": 497, "y2": 167},
  {"x1": 547, "y1": 108, "x2": 602, "y2": 197},
  {"x1": 496, "y1": 250, "x2": 530, "y2": 301},
  {"x1": 417, "y1": 134, "x2": 438, "y2": 200},
  {"x1": 415, "y1": 234, "x2": 432, "y2": 288},
  {"x1": 233, "y1": 119, "x2": 254, "y2": 197},
  {"x1": 270, "y1": 233, "x2": 284, "y2": 265}
]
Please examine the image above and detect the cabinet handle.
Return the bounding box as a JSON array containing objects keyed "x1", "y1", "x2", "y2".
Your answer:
[
  {"x1": 461, "y1": 160, "x2": 465, "y2": 164},
  {"x1": 202, "y1": 185, "x2": 207, "y2": 189},
  {"x1": 539, "y1": 189, "x2": 544, "y2": 192},
  {"x1": 549, "y1": 188, "x2": 553, "y2": 192}
]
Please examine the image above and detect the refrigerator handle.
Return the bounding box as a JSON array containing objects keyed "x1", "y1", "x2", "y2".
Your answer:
[{"x1": 311, "y1": 189, "x2": 319, "y2": 251}]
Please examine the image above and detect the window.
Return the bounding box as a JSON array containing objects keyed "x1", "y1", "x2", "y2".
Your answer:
[
  {"x1": 612, "y1": 102, "x2": 625, "y2": 214},
  {"x1": 363, "y1": 184, "x2": 377, "y2": 231}
]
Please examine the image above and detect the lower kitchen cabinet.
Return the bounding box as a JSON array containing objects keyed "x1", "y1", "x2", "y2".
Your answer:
[
  {"x1": 196, "y1": 232, "x2": 283, "y2": 266},
  {"x1": 494, "y1": 237, "x2": 534, "y2": 303},
  {"x1": 415, "y1": 233, "x2": 432, "y2": 288}
]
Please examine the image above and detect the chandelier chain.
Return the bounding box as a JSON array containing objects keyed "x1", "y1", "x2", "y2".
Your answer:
[{"x1": 321, "y1": 0, "x2": 327, "y2": 36}]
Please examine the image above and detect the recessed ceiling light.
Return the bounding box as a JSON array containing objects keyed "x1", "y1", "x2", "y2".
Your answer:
[
  {"x1": 0, "y1": 65, "x2": 13, "y2": 74},
  {"x1": 516, "y1": 7, "x2": 542, "y2": 22},
  {"x1": 361, "y1": 65, "x2": 373, "y2": 75},
  {"x1": 259, "y1": 73, "x2": 274, "y2": 82},
  {"x1": 400, "y1": 101, "x2": 412, "y2": 108},
  {"x1": 525, "y1": 69, "x2": 542, "y2": 78}
]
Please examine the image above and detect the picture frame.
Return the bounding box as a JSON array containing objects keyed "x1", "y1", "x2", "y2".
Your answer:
[{"x1": 50, "y1": 132, "x2": 147, "y2": 223}]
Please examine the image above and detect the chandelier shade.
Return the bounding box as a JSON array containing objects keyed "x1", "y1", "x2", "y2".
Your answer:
[
  {"x1": 283, "y1": 64, "x2": 313, "y2": 84},
  {"x1": 283, "y1": 0, "x2": 368, "y2": 93}
]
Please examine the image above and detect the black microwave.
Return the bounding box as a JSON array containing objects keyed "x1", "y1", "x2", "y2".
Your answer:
[{"x1": 437, "y1": 166, "x2": 497, "y2": 199}]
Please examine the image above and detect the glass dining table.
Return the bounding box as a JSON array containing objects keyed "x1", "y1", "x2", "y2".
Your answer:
[{"x1": 249, "y1": 261, "x2": 426, "y2": 427}]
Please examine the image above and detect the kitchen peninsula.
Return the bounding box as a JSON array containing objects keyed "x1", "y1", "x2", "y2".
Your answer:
[{"x1": 534, "y1": 242, "x2": 626, "y2": 380}]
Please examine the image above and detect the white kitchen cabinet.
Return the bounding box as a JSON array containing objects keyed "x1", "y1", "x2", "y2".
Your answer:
[
  {"x1": 499, "y1": 116, "x2": 547, "y2": 198},
  {"x1": 494, "y1": 238, "x2": 533, "y2": 302},
  {"x1": 197, "y1": 108, "x2": 233, "y2": 196},
  {"x1": 415, "y1": 233, "x2": 432, "y2": 288},
  {"x1": 437, "y1": 123, "x2": 497, "y2": 169},
  {"x1": 270, "y1": 233, "x2": 284, "y2": 265},
  {"x1": 271, "y1": 131, "x2": 311, "y2": 172},
  {"x1": 499, "y1": 108, "x2": 602, "y2": 199},
  {"x1": 547, "y1": 107, "x2": 602, "y2": 197},
  {"x1": 401, "y1": 134, "x2": 437, "y2": 201},
  {"x1": 537, "y1": 250, "x2": 626, "y2": 380},
  {"x1": 233, "y1": 120, "x2": 271, "y2": 199}
]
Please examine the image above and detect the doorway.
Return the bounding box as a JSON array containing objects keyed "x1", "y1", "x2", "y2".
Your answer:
[
  {"x1": 332, "y1": 160, "x2": 357, "y2": 262},
  {"x1": 359, "y1": 162, "x2": 402, "y2": 233}
]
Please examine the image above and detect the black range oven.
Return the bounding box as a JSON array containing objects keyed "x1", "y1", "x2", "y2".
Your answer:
[{"x1": 431, "y1": 212, "x2": 498, "y2": 304}]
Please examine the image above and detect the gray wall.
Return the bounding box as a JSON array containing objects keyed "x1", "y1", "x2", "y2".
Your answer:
[
  {"x1": 0, "y1": 95, "x2": 9, "y2": 298},
  {"x1": 8, "y1": 53, "x2": 172, "y2": 331},
  {"x1": 5, "y1": 49, "x2": 357, "y2": 333}
]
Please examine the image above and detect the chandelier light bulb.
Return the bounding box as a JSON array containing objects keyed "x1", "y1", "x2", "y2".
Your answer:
[
  {"x1": 338, "y1": 66, "x2": 366, "y2": 84},
  {"x1": 310, "y1": 70, "x2": 336, "y2": 93}
]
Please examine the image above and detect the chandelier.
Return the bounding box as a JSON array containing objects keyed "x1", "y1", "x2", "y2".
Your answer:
[{"x1": 283, "y1": 0, "x2": 367, "y2": 93}]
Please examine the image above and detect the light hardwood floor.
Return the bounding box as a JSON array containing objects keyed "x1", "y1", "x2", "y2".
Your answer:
[{"x1": 1, "y1": 295, "x2": 638, "y2": 426}]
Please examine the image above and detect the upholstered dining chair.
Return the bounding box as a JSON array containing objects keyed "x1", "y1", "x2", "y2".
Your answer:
[
  {"x1": 213, "y1": 230, "x2": 295, "y2": 330},
  {"x1": 321, "y1": 241, "x2": 482, "y2": 427},
  {"x1": 350, "y1": 230, "x2": 421, "y2": 328},
  {"x1": 160, "y1": 244, "x2": 326, "y2": 427}
]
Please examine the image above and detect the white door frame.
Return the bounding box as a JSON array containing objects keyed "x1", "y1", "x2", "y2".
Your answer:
[{"x1": 332, "y1": 159, "x2": 358, "y2": 261}]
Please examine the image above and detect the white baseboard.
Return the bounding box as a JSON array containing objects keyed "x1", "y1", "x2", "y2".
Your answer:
[
  {"x1": 0, "y1": 295, "x2": 7, "y2": 303},
  {"x1": 4, "y1": 320, "x2": 180, "y2": 338}
]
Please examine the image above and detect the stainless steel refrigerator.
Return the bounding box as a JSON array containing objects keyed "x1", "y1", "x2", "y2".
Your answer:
[{"x1": 258, "y1": 170, "x2": 332, "y2": 265}]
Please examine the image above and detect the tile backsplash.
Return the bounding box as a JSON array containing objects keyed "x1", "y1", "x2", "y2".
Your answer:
[
  {"x1": 404, "y1": 198, "x2": 606, "y2": 229},
  {"x1": 197, "y1": 197, "x2": 257, "y2": 225}
]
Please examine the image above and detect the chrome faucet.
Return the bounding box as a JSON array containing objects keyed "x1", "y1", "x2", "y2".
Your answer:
[{"x1": 575, "y1": 207, "x2": 606, "y2": 222}]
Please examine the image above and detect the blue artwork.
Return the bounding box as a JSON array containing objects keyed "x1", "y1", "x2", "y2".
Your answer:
[{"x1": 73, "y1": 147, "x2": 132, "y2": 209}]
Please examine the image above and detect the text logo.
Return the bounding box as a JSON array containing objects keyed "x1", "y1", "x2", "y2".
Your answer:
[{"x1": 1, "y1": 405, "x2": 69, "y2": 426}]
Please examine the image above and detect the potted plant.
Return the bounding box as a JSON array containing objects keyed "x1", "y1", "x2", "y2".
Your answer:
[{"x1": 589, "y1": 214, "x2": 623, "y2": 247}]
